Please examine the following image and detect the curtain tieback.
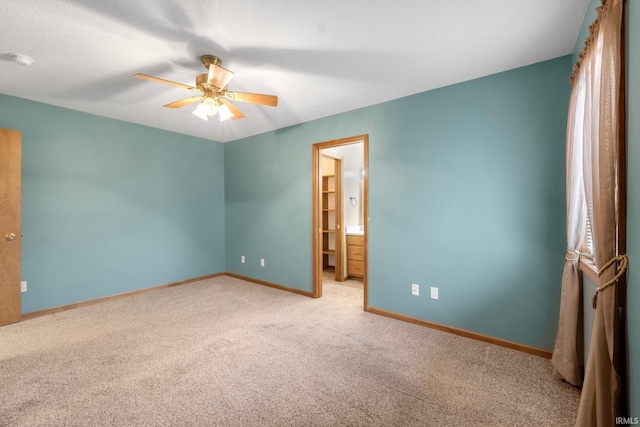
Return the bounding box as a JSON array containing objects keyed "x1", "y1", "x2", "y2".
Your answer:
[
  {"x1": 592, "y1": 254, "x2": 628, "y2": 309},
  {"x1": 565, "y1": 250, "x2": 580, "y2": 262}
]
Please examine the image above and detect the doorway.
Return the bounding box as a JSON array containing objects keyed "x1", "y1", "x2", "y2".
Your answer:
[
  {"x1": 0, "y1": 129, "x2": 22, "y2": 326},
  {"x1": 312, "y1": 135, "x2": 368, "y2": 310}
]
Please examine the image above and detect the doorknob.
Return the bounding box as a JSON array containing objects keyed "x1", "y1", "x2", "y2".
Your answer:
[{"x1": 5, "y1": 233, "x2": 16, "y2": 241}]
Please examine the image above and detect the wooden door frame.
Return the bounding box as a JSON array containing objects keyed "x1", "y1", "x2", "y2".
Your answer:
[{"x1": 312, "y1": 134, "x2": 369, "y2": 310}]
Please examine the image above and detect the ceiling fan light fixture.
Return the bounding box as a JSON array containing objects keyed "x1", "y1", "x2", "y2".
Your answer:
[
  {"x1": 218, "y1": 103, "x2": 234, "y2": 122},
  {"x1": 192, "y1": 97, "x2": 217, "y2": 120},
  {"x1": 192, "y1": 104, "x2": 209, "y2": 121}
]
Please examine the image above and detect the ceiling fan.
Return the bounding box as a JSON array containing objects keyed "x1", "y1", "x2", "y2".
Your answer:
[{"x1": 134, "y1": 55, "x2": 278, "y2": 121}]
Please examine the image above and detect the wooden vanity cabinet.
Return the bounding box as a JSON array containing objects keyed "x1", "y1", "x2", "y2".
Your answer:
[{"x1": 346, "y1": 235, "x2": 364, "y2": 278}]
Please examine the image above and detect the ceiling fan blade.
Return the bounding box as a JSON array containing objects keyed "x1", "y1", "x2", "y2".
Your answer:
[
  {"x1": 134, "y1": 73, "x2": 197, "y2": 91},
  {"x1": 163, "y1": 96, "x2": 203, "y2": 108},
  {"x1": 219, "y1": 98, "x2": 245, "y2": 120},
  {"x1": 225, "y1": 91, "x2": 278, "y2": 107},
  {"x1": 207, "y1": 64, "x2": 234, "y2": 89}
]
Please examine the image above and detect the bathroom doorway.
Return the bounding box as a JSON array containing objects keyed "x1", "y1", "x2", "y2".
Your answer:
[{"x1": 312, "y1": 135, "x2": 368, "y2": 310}]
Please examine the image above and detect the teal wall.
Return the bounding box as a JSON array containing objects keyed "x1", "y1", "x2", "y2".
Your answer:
[
  {"x1": 225, "y1": 56, "x2": 571, "y2": 350},
  {"x1": 573, "y1": 0, "x2": 600, "y2": 65},
  {"x1": 625, "y1": 0, "x2": 640, "y2": 418},
  {"x1": 0, "y1": 94, "x2": 226, "y2": 313}
]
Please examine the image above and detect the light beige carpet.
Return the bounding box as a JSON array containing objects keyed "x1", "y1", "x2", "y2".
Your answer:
[{"x1": 0, "y1": 275, "x2": 580, "y2": 426}]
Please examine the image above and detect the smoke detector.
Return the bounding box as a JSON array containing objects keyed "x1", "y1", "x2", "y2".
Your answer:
[{"x1": 8, "y1": 53, "x2": 34, "y2": 66}]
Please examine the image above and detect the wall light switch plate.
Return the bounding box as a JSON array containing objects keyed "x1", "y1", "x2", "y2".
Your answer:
[
  {"x1": 430, "y1": 287, "x2": 439, "y2": 300},
  {"x1": 411, "y1": 284, "x2": 419, "y2": 296},
  {"x1": 21, "y1": 281, "x2": 27, "y2": 292},
  {"x1": 260, "y1": 258, "x2": 265, "y2": 267},
  {"x1": 241, "y1": 256, "x2": 245, "y2": 263}
]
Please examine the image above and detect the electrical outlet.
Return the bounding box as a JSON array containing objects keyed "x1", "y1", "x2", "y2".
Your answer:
[
  {"x1": 411, "y1": 283, "x2": 419, "y2": 296},
  {"x1": 21, "y1": 281, "x2": 27, "y2": 293},
  {"x1": 430, "y1": 287, "x2": 439, "y2": 300},
  {"x1": 241, "y1": 255, "x2": 245, "y2": 263},
  {"x1": 260, "y1": 258, "x2": 265, "y2": 267}
]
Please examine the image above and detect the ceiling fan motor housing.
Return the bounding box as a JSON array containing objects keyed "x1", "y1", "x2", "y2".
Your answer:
[
  {"x1": 196, "y1": 73, "x2": 209, "y2": 88},
  {"x1": 201, "y1": 55, "x2": 222, "y2": 70}
]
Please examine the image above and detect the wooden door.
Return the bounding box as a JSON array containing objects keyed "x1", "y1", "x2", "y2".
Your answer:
[{"x1": 0, "y1": 129, "x2": 21, "y2": 326}]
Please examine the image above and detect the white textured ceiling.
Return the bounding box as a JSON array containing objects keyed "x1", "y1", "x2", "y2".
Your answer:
[{"x1": 0, "y1": 0, "x2": 588, "y2": 143}]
